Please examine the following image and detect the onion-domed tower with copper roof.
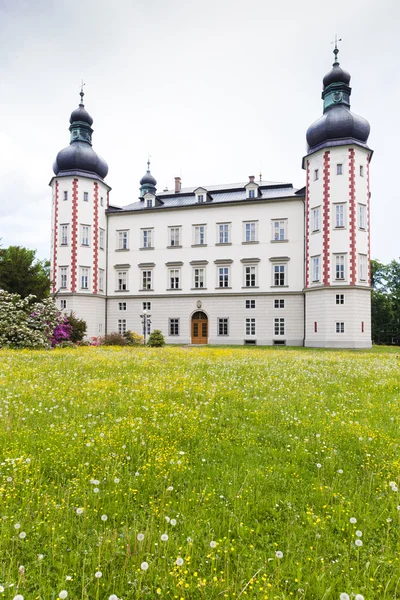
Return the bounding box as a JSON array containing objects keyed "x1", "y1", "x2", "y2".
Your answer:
[
  {"x1": 303, "y1": 44, "x2": 372, "y2": 347},
  {"x1": 49, "y1": 89, "x2": 111, "y2": 337}
]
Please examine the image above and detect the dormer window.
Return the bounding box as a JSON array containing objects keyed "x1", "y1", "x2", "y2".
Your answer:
[
  {"x1": 146, "y1": 198, "x2": 153, "y2": 208},
  {"x1": 245, "y1": 176, "x2": 259, "y2": 199},
  {"x1": 248, "y1": 189, "x2": 255, "y2": 199},
  {"x1": 194, "y1": 187, "x2": 208, "y2": 204}
]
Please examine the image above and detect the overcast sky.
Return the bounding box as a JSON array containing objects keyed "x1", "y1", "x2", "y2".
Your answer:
[{"x1": 1, "y1": 0, "x2": 399, "y2": 263}]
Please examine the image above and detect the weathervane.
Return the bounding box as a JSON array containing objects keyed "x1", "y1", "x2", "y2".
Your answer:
[
  {"x1": 147, "y1": 153, "x2": 151, "y2": 172},
  {"x1": 80, "y1": 79, "x2": 85, "y2": 104},
  {"x1": 331, "y1": 34, "x2": 342, "y2": 64}
]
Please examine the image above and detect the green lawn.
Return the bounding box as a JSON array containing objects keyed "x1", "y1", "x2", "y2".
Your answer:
[{"x1": 0, "y1": 346, "x2": 400, "y2": 600}]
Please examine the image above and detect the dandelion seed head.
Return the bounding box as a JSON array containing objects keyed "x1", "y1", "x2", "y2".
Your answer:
[
  {"x1": 355, "y1": 530, "x2": 362, "y2": 537},
  {"x1": 275, "y1": 551, "x2": 283, "y2": 559},
  {"x1": 167, "y1": 486, "x2": 173, "y2": 491},
  {"x1": 114, "y1": 478, "x2": 120, "y2": 484},
  {"x1": 137, "y1": 533, "x2": 144, "y2": 541},
  {"x1": 93, "y1": 488, "x2": 99, "y2": 493},
  {"x1": 355, "y1": 595, "x2": 365, "y2": 600},
  {"x1": 38, "y1": 554, "x2": 44, "y2": 560},
  {"x1": 59, "y1": 591, "x2": 68, "y2": 599},
  {"x1": 101, "y1": 514, "x2": 108, "y2": 521},
  {"x1": 170, "y1": 518, "x2": 177, "y2": 526},
  {"x1": 210, "y1": 540, "x2": 217, "y2": 548},
  {"x1": 176, "y1": 557, "x2": 184, "y2": 566},
  {"x1": 340, "y1": 594, "x2": 350, "y2": 600},
  {"x1": 141, "y1": 561, "x2": 149, "y2": 571},
  {"x1": 161, "y1": 534, "x2": 168, "y2": 541},
  {"x1": 19, "y1": 532, "x2": 26, "y2": 539},
  {"x1": 18, "y1": 566, "x2": 25, "y2": 573},
  {"x1": 76, "y1": 508, "x2": 84, "y2": 515},
  {"x1": 13, "y1": 595, "x2": 24, "y2": 600},
  {"x1": 14, "y1": 523, "x2": 21, "y2": 529},
  {"x1": 109, "y1": 595, "x2": 118, "y2": 600},
  {"x1": 350, "y1": 517, "x2": 357, "y2": 524},
  {"x1": 316, "y1": 463, "x2": 322, "y2": 469},
  {"x1": 187, "y1": 537, "x2": 192, "y2": 543},
  {"x1": 95, "y1": 571, "x2": 102, "y2": 578},
  {"x1": 355, "y1": 539, "x2": 363, "y2": 547}
]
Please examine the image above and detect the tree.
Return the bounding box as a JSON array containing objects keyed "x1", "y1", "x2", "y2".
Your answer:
[
  {"x1": 371, "y1": 258, "x2": 400, "y2": 344},
  {"x1": 0, "y1": 246, "x2": 51, "y2": 300},
  {"x1": 65, "y1": 312, "x2": 87, "y2": 343}
]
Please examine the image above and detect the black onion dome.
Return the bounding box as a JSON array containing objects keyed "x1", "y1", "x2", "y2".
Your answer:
[
  {"x1": 140, "y1": 170, "x2": 157, "y2": 186},
  {"x1": 306, "y1": 107, "x2": 370, "y2": 151},
  {"x1": 323, "y1": 64, "x2": 351, "y2": 89},
  {"x1": 53, "y1": 144, "x2": 108, "y2": 179},
  {"x1": 69, "y1": 104, "x2": 94, "y2": 126}
]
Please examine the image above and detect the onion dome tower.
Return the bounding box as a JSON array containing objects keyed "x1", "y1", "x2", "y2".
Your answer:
[
  {"x1": 53, "y1": 89, "x2": 108, "y2": 180},
  {"x1": 50, "y1": 88, "x2": 111, "y2": 337},
  {"x1": 140, "y1": 160, "x2": 157, "y2": 196},
  {"x1": 303, "y1": 43, "x2": 373, "y2": 349}
]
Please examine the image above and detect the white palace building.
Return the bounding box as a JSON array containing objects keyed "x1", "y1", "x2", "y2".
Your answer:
[{"x1": 50, "y1": 48, "x2": 373, "y2": 348}]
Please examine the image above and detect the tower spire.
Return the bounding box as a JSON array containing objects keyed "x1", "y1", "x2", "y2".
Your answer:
[
  {"x1": 80, "y1": 79, "x2": 85, "y2": 105},
  {"x1": 331, "y1": 34, "x2": 342, "y2": 65}
]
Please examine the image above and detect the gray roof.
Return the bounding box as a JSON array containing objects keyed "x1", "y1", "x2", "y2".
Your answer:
[{"x1": 108, "y1": 180, "x2": 303, "y2": 213}]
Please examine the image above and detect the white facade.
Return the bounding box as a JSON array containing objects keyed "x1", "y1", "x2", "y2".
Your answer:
[{"x1": 50, "y1": 53, "x2": 373, "y2": 348}]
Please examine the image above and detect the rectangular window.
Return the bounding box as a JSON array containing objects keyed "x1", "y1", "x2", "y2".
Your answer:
[
  {"x1": 245, "y1": 265, "x2": 256, "y2": 287},
  {"x1": 119, "y1": 302, "x2": 127, "y2": 311},
  {"x1": 360, "y1": 165, "x2": 364, "y2": 177},
  {"x1": 336, "y1": 294, "x2": 345, "y2": 305},
  {"x1": 60, "y1": 224, "x2": 69, "y2": 245},
  {"x1": 169, "y1": 227, "x2": 181, "y2": 247},
  {"x1": 245, "y1": 299, "x2": 256, "y2": 309},
  {"x1": 336, "y1": 322, "x2": 345, "y2": 333},
  {"x1": 193, "y1": 267, "x2": 205, "y2": 288},
  {"x1": 99, "y1": 268, "x2": 105, "y2": 291},
  {"x1": 274, "y1": 299, "x2": 285, "y2": 308},
  {"x1": 314, "y1": 169, "x2": 319, "y2": 181},
  {"x1": 248, "y1": 189, "x2": 255, "y2": 199},
  {"x1": 244, "y1": 221, "x2": 257, "y2": 242},
  {"x1": 80, "y1": 267, "x2": 89, "y2": 289},
  {"x1": 359, "y1": 254, "x2": 367, "y2": 281},
  {"x1": 312, "y1": 256, "x2": 320, "y2": 282},
  {"x1": 272, "y1": 219, "x2": 286, "y2": 241},
  {"x1": 359, "y1": 204, "x2": 367, "y2": 230},
  {"x1": 193, "y1": 225, "x2": 206, "y2": 245},
  {"x1": 312, "y1": 207, "x2": 320, "y2": 232},
  {"x1": 218, "y1": 266, "x2": 230, "y2": 288},
  {"x1": 245, "y1": 317, "x2": 256, "y2": 336},
  {"x1": 99, "y1": 228, "x2": 105, "y2": 250},
  {"x1": 117, "y1": 271, "x2": 127, "y2": 291},
  {"x1": 63, "y1": 191, "x2": 68, "y2": 201},
  {"x1": 274, "y1": 317, "x2": 285, "y2": 336},
  {"x1": 60, "y1": 299, "x2": 67, "y2": 309},
  {"x1": 337, "y1": 163, "x2": 343, "y2": 175},
  {"x1": 335, "y1": 255, "x2": 345, "y2": 280},
  {"x1": 142, "y1": 270, "x2": 152, "y2": 290},
  {"x1": 197, "y1": 194, "x2": 204, "y2": 203},
  {"x1": 169, "y1": 268, "x2": 180, "y2": 289},
  {"x1": 273, "y1": 264, "x2": 286, "y2": 286},
  {"x1": 218, "y1": 318, "x2": 229, "y2": 336},
  {"x1": 361, "y1": 321, "x2": 365, "y2": 333},
  {"x1": 60, "y1": 267, "x2": 68, "y2": 289},
  {"x1": 80, "y1": 225, "x2": 90, "y2": 246},
  {"x1": 169, "y1": 318, "x2": 179, "y2": 336},
  {"x1": 100, "y1": 196, "x2": 104, "y2": 207},
  {"x1": 314, "y1": 321, "x2": 318, "y2": 333},
  {"x1": 146, "y1": 197, "x2": 153, "y2": 208},
  {"x1": 143, "y1": 301, "x2": 151, "y2": 311},
  {"x1": 218, "y1": 223, "x2": 230, "y2": 244},
  {"x1": 117, "y1": 230, "x2": 129, "y2": 250},
  {"x1": 83, "y1": 192, "x2": 88, "y2": 202},
  {"x1": 142, "y1": 229, "x2": 153, "y2": 249},
  {"x1": 118, "y1": 319, "x2": 127, "y2": 335},
  {"x1": 335, "y1": 204, "x2": 345, "y2": 228}
]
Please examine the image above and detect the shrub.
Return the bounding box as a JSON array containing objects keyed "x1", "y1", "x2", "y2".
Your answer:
[
  {"x1": 65, "y1": 311, "x2": 87, "y2": 343},
  {"x1": 147, "y1": 329, "x2": 165, "y2": 347},
  {"x1": 124, "y1": 330, "x2": 144, "y2": 346},
  {"x1": 0, "y1": 289, "x2": 66, "y2": 349},
  {"x1": 102, "y1": 332, "x2": 127, "y2": 346}
]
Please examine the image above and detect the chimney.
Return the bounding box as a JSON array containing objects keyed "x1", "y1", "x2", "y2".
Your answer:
[
  {"x1": 249, "y1": 175, "x2": 255, "y2": 183},
  {"x1": 174, "y1": 177, "x2": 181, "y2": 193}
]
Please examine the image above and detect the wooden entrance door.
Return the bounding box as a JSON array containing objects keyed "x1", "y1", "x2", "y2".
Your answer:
[{"x1": 191, "y1": 311, "x2": 208, "y2": 344}]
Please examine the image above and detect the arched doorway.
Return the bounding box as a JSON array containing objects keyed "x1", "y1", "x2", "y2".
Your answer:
[{"x1": 191, "y1": 311, "x2": 208, "y2": 344}]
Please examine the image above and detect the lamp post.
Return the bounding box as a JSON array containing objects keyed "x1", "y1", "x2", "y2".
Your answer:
[{"x1": 140, "y1": 310, "x2": 151, "y2": 345}]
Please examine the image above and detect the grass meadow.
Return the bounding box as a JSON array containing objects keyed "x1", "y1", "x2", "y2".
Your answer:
[{"x1": 1, "y1": 346, "x2": 400, "y2": 600}]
